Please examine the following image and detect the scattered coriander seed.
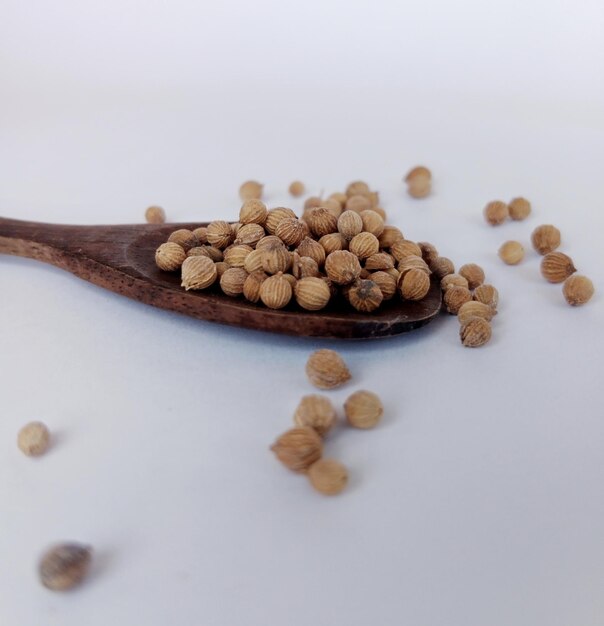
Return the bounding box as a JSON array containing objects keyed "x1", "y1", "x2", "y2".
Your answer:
[
  {"x1": 498, "y1": 241, "x2": 525, "y2": 265},
  {"x1": 540, "y1": 252, "x2": 577, "y2": 283},
  {"x1": 155, "y1": 242, "x2": 186, "y2": 271},
  {"x1": 38, "y1": 543, "x2": 92, "y2": 591},
  {"x1": 563, "y1": 275, "x2": 594, "y2": 306},
  {"x1": 484, "y1": 200, "x2": 509, "y2": 226},
  {"x1": 349, "y1": 232, "x2": 380, "y2": 260},
  {"x1": 265, "y1": 207, "x2": 297, "y2": 235},
  {"x1": 531, "y1": 224, "x2": 561, "y2": 255},
  {"x1": 275, "y1": 217, "x2": 308, "y2": 246},
  {"x1": 390, "y1": 240, "x2": 422, "y2": 262},
  {"x1": 207, "y1": 220, "x2": 234, "y2": 249},
  {"x1": 308, "y1": 459, "x2": 348, "y2": 495},
  {"x1": 220, "y1": 267, "x2": 248, "y2": 296},
  {"x1": 460, "y1": 317, "x2": 492, "y2": 347},
  {"x1": 457, "y1": 301, "x2": 495, "y2": 325},
  {"x1": 259, "y1": 273, "x2": 293, "y2": 309},
  {"x1": 370, "y1": 271, "x2": 398, "y2": 300},
  {"x1": 145, "y1": 205, "x2": 165, "y2": 224},
  {"x1": 444, "y1": 285, "x2": 473, "y2": 314},
  {"x1": 239, "y1": 180, "x2": 263, "y2": 201},
  {"x1": 430, "y1": 256, "x2": 455, "y2": 279},
  {"x1": 294, "y1": 395, "x2": 337, "y2": 436},
  {"x1": 306, "y1": 349, "x2": 351, "y2": 389},
  {"x1": 344, "y1": 390, "x2": 383, "y2": 429},
  {"x1": 347, "y1": 279, "x2": 384, "y2": 312},
  {"x1": 239, "y1": 199, "x2": 267, "y2": 225},
  {"x1": 337, "y1": 210, "x2": 364, "y2": 240},
  {"x1": 508, "y1": 197, "x2": 531, "y2": 220},
  {"x1": 261, "y1": 244, "x2": 292, "y2": 274},
  {"x1": 243, "y1": 270, "x2": 268, "y2": 303},
  {"x1": 294, "y1": 277, "x2": 331, "y2": 310},
  {"x1": 306, "y1": 207, "x2": 338, "y2": 237},
  {"x1": 473, "y1": 284, "x2": 499, "y2": 309},
  {"x1": 181, "y1": 256, "x2": 217, "y2": 290},
  {"x1": 168, "y1": 228, "x2": 198, "y2": 251},
  {"x1": 346, "y1": 181, "x2": 370, "y2": 197},
  {"x1": 346, "y1": 194, "x2": 372, "y2": 213},
  {"x1": 404, "y1": 166, "x2": 431, "y2": 198},
  {"x1": 399, "y1": 268, "x2": 430, "y2": 300},
  {"x1": 270, "y1": 427, "x2": 323, "y2": 472},
  {"x1": 459, "y1": 263, "x2": 485, "y2": 289},
  {"x1": 289, "y1": 181, "x2": 305, "y2": 197},
  {"x1": 325, "y1": 250, "x2": 362, "y2": 285},
  {"x1": 17, "y1": 421, "x2": 50, "y2": 457},
  {"x1": 192, "y1": 226, "x2": 208, "y2": 244},
  {"x1": 365, "y1": 252, "x2": 395, "y2": 271},
  {"x1": 378, "y1": 225, "x2": 405, "y2": 248},
  {"x1": 441, "y1": 273, "x2": 469, "y2": 291}
]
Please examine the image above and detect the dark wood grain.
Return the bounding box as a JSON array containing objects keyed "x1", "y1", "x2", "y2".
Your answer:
[{"x1": 0, "y1": 216, "x2": 442, "y2": 339}]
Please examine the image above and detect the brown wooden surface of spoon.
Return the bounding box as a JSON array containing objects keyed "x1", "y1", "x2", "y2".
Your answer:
[{"x1": 0, "y1": 216, "x2": 442, "y2": 339}]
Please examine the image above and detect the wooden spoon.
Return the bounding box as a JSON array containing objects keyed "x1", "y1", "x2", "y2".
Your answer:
[{"x1": 0, "y1": 217, "x2": 442, "y2": 339}]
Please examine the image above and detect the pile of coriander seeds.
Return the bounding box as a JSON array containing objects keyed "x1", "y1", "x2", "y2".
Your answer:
[{"x1": 154, "y1": 180, "x2": 438, "y2": 314}]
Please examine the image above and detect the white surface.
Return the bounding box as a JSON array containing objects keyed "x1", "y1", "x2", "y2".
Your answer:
[{"x1": 1, "y1": 1, "x2": 604, "y2": 625}]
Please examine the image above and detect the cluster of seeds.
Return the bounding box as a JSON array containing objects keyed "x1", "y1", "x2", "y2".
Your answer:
[
  {"x1": 154, "y1": 181, "x2": 438, "y2": 314},
  {"x1": 270, "y1": 350, "x2": 383, "y2": 495},
  {"x1": 484, "y1": 197, "x2": 531, "y2": 225}
]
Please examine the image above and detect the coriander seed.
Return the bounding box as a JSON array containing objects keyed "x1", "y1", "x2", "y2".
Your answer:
[
  {"x1": 181, "y1": 256, "x2": 217, "y2": 290},
  {"x1": 325, "y1": 250, "x2": 362, "y2": 285},
  {"x1": 304, "y1": 196, "x2": 323, "y2": 210},
  {"x1": 540, "y1": 252, "x2": 576, "y2": 283},
  {"x1": 509, "y1": 197, "x2": 531, "y2": 220},
  {"x1": 18, "y1": 421, "x2": 50, "y2": 456},
  {"x1": 337, "y1": 210, "x2": 363, "y2": 240},
  {"x1": 220, "y1": 267, "x2": 248, "y2": 296},
  {"x1": 398, "y1": 255, "x2": 431, "y2": 276},
  {"x1": 319, "y1": 233, "x2": 348, "y2": 254},
  {"x1": 265, "y1": 207, "x2": 297, "y2": 235},
  {"x1": 306, "y1": 207, "x2": 338, "y2": 237},
  {"x1": 404, "y1": 166, "x2": 431, "y2": 198},
  {"x1": 430, "y1": 256, "x2": 455, "y2": 279},
  {"x1": 344, "y1": 390, "x2": 383, "y2": 429},
  {"x1": 239, "y1": 180, "x2": 263, "y2": 201},
  {"x1": 234, "y1": 223, "x2": 265, "y2": 247},
  {"x1": 292, "y1": 253, "x2": 320, "y2": 279},
  {"x1": 359, "y1": 209, "x2": 385, "y2": 237},
  {"x1": 270, "y1": 427, "x2": 323, "y2": 472},
  {"x1": 155, "y1": 242, "x2": 186, "y2": 271},
  {"x1": 473, "y1": 284, "x2": 499, "y2": 309},
  {"x1": 275, "y1": 217, "x2": 308, "y2": 246},
  {"x1": 444, "y1": 285, "x2": 473, "y2": 314},
  {"x1": 294, "y1": 277, "x2": 331, "y2": 310},
  {"x1": 306, "y1": 349, "x2": 351, "y2": 389},
  {"x1": 259, "y1": 273, "x2": 293, "y2": 309},
  {"x1": 168, "y1": 229, "x2": 198, "y2": 251},
  {"x1": 294, "y1": 395, "x2": 337, "y2": 436},
  {"x1": 346, "y1": 181, "x2": 370, "y2": 197},
  {"x1": 347, "y1": 279, "x2": 384, "y2": 312},
  {"x1": 370, "y1": 271, "x2": 398, "y2": 300},
  {"x1": 243, "y1": 270, "x2": 268, "y2": 303},
  {"x1": 349, "y1": 232, "x2": 380, "y2": 260},
  {"x1": 418, "y1": 241, "x2": 439, "y2": 265},
  {"x1": 441, "y1": 273, "x2": 469, "y2": 291},
  {"x1": 192, "y1": 226, "x2": 208, "y2": 244},
  {"x1": 498, "y1": 241, "x2": 525, "y2": 265},
  {"x1": 261, "y1": 244, "x2": 291, "y2": 274},
  {"x1": 365, "y1": 252, "x2": 395, "y2": 271},
  {"x1": 460, "y1": 317, "x2": 492, "y2": 347},
  {"x1": 207, "y1": 220, "x2": 234, "y2": 249},
  {"x1": 399, "y1": 268, "x2": 430, "y2": 300},
  {"x1": 243, "y1": 248, "x2": 265, "y2": 273},
  {"x1": 484, "y1": 200, "x2": 509, "y2": 226},
  {"x1": 378, "y1": 225, "x2": 405, "y2": 248},
  {"x1": 531, "y1": 224, "x2": 561, "y2": 255},
  {"x1": 563, "y1": 275, "x2": 594, "y2": 306},
  {"x1": 39, "y1": 543, "x2": 92, "y2": 591},
  {"x1": 224, "y1": 244, "x2": 253, "y2": 268},
  {"x1": 457, "y1": 301, "x2": 495, "y2": 325},
  {"x1": 308, "y1": 459, "x2": 348, "y2": 495},
  {"x1": 459, "y1": 263, "x2": 485, "y2": 289},
  {"x1": 296, "y1": 237, "x2": 326, "y2": 267},
  {"x1": 346, "y1": 194, "x2": 372, "y2": 213},
  {"x1": 289, "y1": 181, "x2": 305, "y2": 197},
  {"x1": 239, "y1": 199, "x2": 267, "y2": 225},
  {"x1": 145, "y1": 205, "x2": 165, "y2": 224},
  {"x1": 390, "y1": 240, "x2": 422, "y2": 262}
]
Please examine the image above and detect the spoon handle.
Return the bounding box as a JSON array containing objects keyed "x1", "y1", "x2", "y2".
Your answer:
[{"x1": 0, "y1": 216, "x2": 72, "y2": 263}]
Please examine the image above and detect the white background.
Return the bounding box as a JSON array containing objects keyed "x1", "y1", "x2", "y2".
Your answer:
[{"x1": 1, "y1": 1, "x2": 603, "y2": 625}]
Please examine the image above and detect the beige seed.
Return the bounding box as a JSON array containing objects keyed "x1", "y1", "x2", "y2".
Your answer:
[
  {"x1": 378, "y1": 225, "x2": 405, "y2": 248},
  {"x1": 306, "y1": 349, "x2": 351, "y2": 389},
  {"x1": 531, "y1": 224, "x2": 561, "y2": 255},
  {"x1": 509, "y1": 197, "x2": 531, "y2": 220},
  {"x1": 243, "y1": 248, "x2": 265, "y2": 273},
  {"x1": 344, "y1": 390, "x2": 383, "y2": 429},
  {"x1": 220, "y1": 267, "x2": 248, "y2": 296},
  {"x1": 372, "y1": 206, "x2": 387, "y2": 220},
  {"x1": 328, "y1": 192, "x2": 348, "y2": 208},
  {"x1": 444, "y1": 285, "x2": 473, "y2": 314},
  {"x1": 239, "y1": 180, "x2": 263, "y2": 201},
  {"x1": 181, "y1": 256, "x2": 217, "y2": 290},
  {"x1": 322, "y1": 198, "x2": 343, "y2": 219},
  {"x1": 459, "y1": 263, "x2": 485, "y2": 289},
  {"x1": 224, "y1": 244, "x2": 253, "y2": 268},
  {"x1": 349, "y1": 232, "x2": 379, "y2": 260},
  {"x1": 306, "y1": 207, "x2": 338, "y2": 237},
  {"x1": 359, "y1": 210, "x2": 385, "y2": 237},
  {"x1": 319, "y1": 233, "x2": 348, "y2": 254},
  {"x1": 168, "y1": 228, "x2": 198, "y2": 251},
  {"x1": 370, "y1": 271, "x2": 398, "y2": 300},
  {"x1": 294, "y1": 277, "x2": 331, "y2": 310},
  {"x1": 243, "y1": 270, "x2": 268, "y2": 303},
  {"x1": 17, "y1": 421, "x2": 50, "y2": 456},
  {"x1": 498, "y1": 241, "x2": 525, "y2": 265},
  {"x1": 187, "y1": 245, "x2": 223, "y2": 262},
  {"x1": 294, "y1": 395, "x2": 337, "y2": 436},
  {"x1": 404, "y1": 166, "x2": 431, "y2": 198},
  {"x1": 460, "y1": 317, "x2": 492, "y2": 347},
  {"x1": 39, "y1": 543, "x2": 92, "y2": 591},
  {"x1": 155, "y1": 242, "x2": 186, "y2": 271},
  {"x1": 296, "y1": 237, "x2": 326, "y2": 267},
  {"x1": 365, "y1": 252, "x2": 395, "y2": 271},
  {"x1": 484, "y1": 200, "x2": 509, "y2": 226},
  {"x1": 441, "y1": 273, "x2": 469, "y2": 291},
  {"x1": 261, "y1": 244, "x2": 291, "y2": 274},
  {"x1": 418, "y1": 241, "x2": 439, "y2": 265},
  {"x1": 292, "y1": 253, "x2": 320, "y2": 279},
  {"x1": 347, "y1": 279, "x2": 384, "y2": 312},
  {"x1": 259, "y1": 273, "x2": 293, "y2": 309},
  {"x1": 540, "y1": 252, "x2": 576, "y2": 283},
  {"x1": 337, "y1": 210, "x2": 363, "y2": 240},
  {"x1": 239, "y1": 199, "x2": 267, "y2": 225},
  {"x1": 206, "y1": 220, "x2": 234, "y2": 249},
  {"x1": 308, "y1": 459, "x2": 348, "y2": 495},
  {"x1": 563, "y1": 275, "x2": 594, "y2": 306},
  {"x1": 304, "y1": 196, "x2": 323, "y2": 211},
  {"x1": 430, "y1": 256, "x2": 455, "y2": 279},
  {"x1": 192, "y1": 226, "x2": 208, "y2": 244},
  {"x1": 234, "y1": 223, "x2": 265, "y2": 246},
  {"x1": 289, "y1": 181, "x2": 305, "y2": 197},
  {"x1": 473, "y1": 284, "x2": 499, "y2": 309},
  {"x1": 270, "y1": 427, "x2": 323, "y2": 473},
  {"x1": 256, "y1": 235, "x2": 284, "y2": 250},
  {"x1": 399, "y1": 268, "x2": 430, "y2": 300},
  {"x1": 457, "y1": 301, "x2": 495, "y2": 325},
  {"x1": 215, "y1": 261, "x2": 229, "y2": 278},
  {"x1": 346, "y1": 194, "x2": 372, "y2": 213},
  {"x1": 390, "y1": 240, "x2": 422, "y2": 262},
  {"x1": 398, "y1": 255, "x2": 431, "y2": 276},
  {"x1": 325, "y1": 250, "x2": 362, "y2": 285},
  {"x1": 346, "y1": 181, "x2": 370, "y2": 197},
  {"x1": 275, "y1": 217, "x2": 308, "y2": 246},
  {"x1": 265, "y1": 207, "x2": 297, "y2": 235},
  {"x1": 145, "y1": 205, "x2": 165, "y2": 224}
]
